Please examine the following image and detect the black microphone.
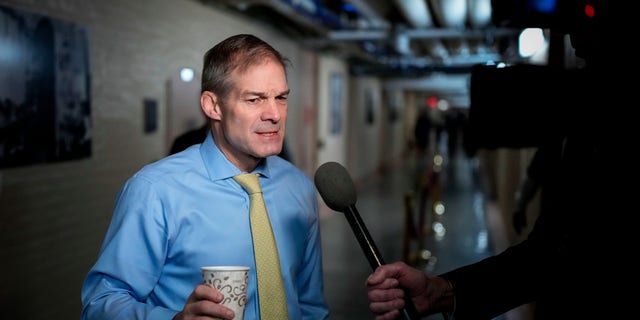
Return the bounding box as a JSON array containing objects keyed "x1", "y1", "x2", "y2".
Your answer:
[{"x1": 314, "y1": 161, "x2": 420, "y2": 320}]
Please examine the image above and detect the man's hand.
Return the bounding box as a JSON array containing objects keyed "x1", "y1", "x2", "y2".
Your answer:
[{"x1": 173, "y1": 285, "x2": 235, "y2": 320}]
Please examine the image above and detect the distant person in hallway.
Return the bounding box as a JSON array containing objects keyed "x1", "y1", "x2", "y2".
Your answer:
[
  {"x1": 364, "y1": 5, "x2": 624, "y2": 319},
  {"x1": 413, "y1": 107, "x2": 431, "y2": 155},
  {"x1": 444, "y1": 108, "x2": 464, "y2": 160},
  {"x1": 168, "y1": 122, "x2": 208, "y2": 155},
  {"x1": 81, "y1": 34, "x2": 329, "y2": 319}
]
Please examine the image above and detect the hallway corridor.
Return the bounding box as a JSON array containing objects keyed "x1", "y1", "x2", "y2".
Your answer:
[{"x1": 319, "y1": 146, "x2": 518, "y2": 320}]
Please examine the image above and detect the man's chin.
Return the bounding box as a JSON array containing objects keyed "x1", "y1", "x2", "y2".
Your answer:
[{"x1": 254, "y1": 147, "x2": 282, "y2": 159}]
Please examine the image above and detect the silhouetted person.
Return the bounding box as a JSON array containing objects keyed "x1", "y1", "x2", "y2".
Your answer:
[
  {"x1": 365, "y1": 3, "x2": 626, "y2": 319},
  {"x1": 444, "y1": 109, "x2": 464, "y2": 159},
  {"x1": 169, "y1": 124, "x2": 208, "y2": 155},
  {"x1": 413, "y1": 108, "x2": 431, "y2": 154}
]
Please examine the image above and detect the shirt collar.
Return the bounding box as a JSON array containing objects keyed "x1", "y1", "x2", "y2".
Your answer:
[{"x1": 200, "y1": 132, "x2": 272, "y2": 181}]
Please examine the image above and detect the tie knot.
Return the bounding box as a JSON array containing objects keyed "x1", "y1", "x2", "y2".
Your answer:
[{"x1": 233, "y1": 173, "x2": 262, "y2": 194}]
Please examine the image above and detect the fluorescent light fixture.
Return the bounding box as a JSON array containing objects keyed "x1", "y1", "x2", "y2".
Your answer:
[
  {"x1": 180, "y1": 67, "x2": 194, "y2": 82},
  {"x1": 518, "y1": 28, "x2": 546, "y2": 58}
]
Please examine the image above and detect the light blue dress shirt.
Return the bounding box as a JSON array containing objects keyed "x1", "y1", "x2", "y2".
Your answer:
[{"x1": 81, "y1": 133, "x2": 329, "y2": 319}]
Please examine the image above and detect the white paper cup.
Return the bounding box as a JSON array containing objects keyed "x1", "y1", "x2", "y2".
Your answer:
[{"x1": 201, "y1": 266, "x2": 250, "y2": 320}]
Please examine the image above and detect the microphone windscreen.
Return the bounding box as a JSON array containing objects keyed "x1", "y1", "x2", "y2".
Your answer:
[{"x1": 314, "y1": 162, "x2": 357, "y2": 212}]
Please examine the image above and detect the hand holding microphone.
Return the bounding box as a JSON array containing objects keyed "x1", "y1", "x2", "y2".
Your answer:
[{"x1": 314, "y1": 162, "x2": 420, "y2": 320}]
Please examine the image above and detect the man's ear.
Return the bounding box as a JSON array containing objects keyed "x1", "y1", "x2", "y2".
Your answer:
[{"x1": 201, "y1": 91, "x2": 222, "y2": 120}]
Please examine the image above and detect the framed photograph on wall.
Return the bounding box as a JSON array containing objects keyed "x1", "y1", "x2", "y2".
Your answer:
[
  {"x1": 365, "y1": 87, "x2": 374, "y2": 125},
  {"x1": 329, "y1": 72, "x2": 342, "y2": 135},
  {"x1": 0, "y1": 5, "x2": 91, "y2": 168}
]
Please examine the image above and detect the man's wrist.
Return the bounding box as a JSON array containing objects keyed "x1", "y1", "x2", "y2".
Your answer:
[{"x1": 438, "y1": 277, "x2": 456, "y2": 319}]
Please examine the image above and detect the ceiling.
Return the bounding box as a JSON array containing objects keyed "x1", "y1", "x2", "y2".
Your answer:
[{"x1": 199, "y1": 0, "x2": 525, "y2": 78}]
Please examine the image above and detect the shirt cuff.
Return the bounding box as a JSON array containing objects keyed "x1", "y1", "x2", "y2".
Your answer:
[{"x1": 442, "y1": 278, "x2": 456, "y2": 320}]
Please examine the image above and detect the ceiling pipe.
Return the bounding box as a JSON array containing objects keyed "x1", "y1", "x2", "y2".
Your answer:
[
  {"x1": 209, "y1": 0, "x2": 518, "y2": 75},
  {"x1": 393, "y1": 0, "x2": 433, "y2": 28},
  {"x1": 403, "y1": 28, "x2": 517, "y2": 39},
  {"x1": 325, "y1": 27, "x2": 517, "y2": 41},
  {"x1": 392, "y1": 0, "x2": 435, "y2": 56},
  {"x1": 345, "y1": 0, "x2": 391, "y2": 30},
  {"x1": 467, "y1": 0, "x2": 492, "y2": 28},
  {"x1": 428, "y1": 0, "x2": 468, "y2": 28},
  {"x1": 214, "y1": 0, "x2": 343, "y2": 35}
]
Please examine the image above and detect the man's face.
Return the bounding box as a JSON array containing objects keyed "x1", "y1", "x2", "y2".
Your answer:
[{"x1": 212, "y1": 59, "x2": 288, "y2": 170}]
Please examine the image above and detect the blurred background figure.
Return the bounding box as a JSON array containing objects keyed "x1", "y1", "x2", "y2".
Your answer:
[
  {"x1": 169, "y1": 122, "x2": 208, "y2": 155},
  {"x1": 413, "y1": 106, "x2": 432, "y2": 159}
]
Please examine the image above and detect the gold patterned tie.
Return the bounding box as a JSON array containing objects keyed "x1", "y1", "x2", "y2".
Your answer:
[{"x1": 233, "y1": 173, "x2": 289, "y2": 320}]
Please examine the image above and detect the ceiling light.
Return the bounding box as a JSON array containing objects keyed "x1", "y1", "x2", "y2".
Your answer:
[{"x1": 180, "y1": 67, "x2": 194, "y2": 82}]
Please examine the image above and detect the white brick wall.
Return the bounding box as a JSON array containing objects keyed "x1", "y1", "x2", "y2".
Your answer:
[{"x1": 0, "y1": 1, "x2": 306, "y2": 318}]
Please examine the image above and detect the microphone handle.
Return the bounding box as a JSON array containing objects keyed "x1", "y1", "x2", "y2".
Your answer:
[
  {"x1": 344, "y1": 206, "x2": 421, "y2": 320},
  {"x1": 344, "y1": 205, "x2": 385, "y2": 267}
]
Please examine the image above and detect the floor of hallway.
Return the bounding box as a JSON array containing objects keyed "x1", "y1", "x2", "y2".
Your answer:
[{"x1": 319, "y1": 144, "x2": 529, "y2": 320}]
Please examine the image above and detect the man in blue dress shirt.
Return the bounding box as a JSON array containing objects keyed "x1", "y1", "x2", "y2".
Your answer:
[{"x1": 81, "y1": 34, "x2": 330, "y2": 320}]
